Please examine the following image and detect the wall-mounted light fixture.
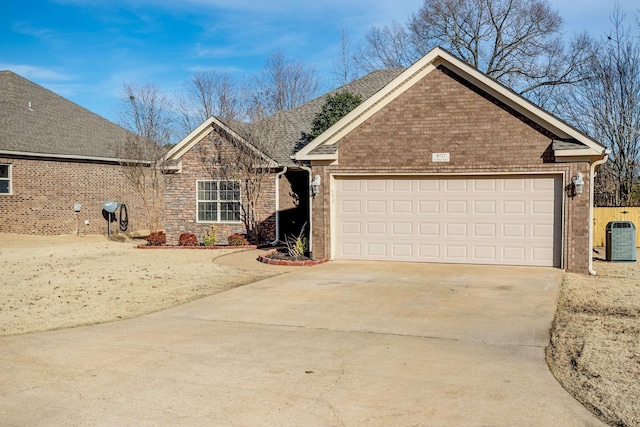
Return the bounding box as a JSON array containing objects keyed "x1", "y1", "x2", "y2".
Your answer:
[
  {"x1": 311, "y1": 175, "x2": 321, "y2": 197},
  {"x1": 572, "y1": 172, "x2": 584, "y2": 195}
]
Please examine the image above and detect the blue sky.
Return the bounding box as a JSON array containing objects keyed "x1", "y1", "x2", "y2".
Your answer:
[{"x1": 1, "y1": 0, "x2": 638, "y2": 124}]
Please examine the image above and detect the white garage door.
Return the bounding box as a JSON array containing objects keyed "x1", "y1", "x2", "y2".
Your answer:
[{"x1": 334, "y1": 176, "x2": 562, "y2": 267}]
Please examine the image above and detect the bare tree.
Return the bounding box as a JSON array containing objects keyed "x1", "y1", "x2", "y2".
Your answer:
[
  {"x1": 254, "y1": 51, "x2": 320, "y2": 115},
  {"x1": 355, "y1": 20, "x2": 419, "y2": 70},
  {"x1": 356, "y1": 0, "x2": 592, "y2": 107},
  {"x1": 175, "y1": 71, "x2": 244, "y2": 134},
  {"x1": 562, "y1": 8, "x2": 640, "y2": 206},
  {"x1": 118, "y1": 83, "x2": 173, "y2": 232},
  {"x1": 332, "y1": 26, "x2": 361, "y2": 86}
]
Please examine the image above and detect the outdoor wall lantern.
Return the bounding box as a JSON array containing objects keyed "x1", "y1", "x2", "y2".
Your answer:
[
  {"x1": 572, "y1": 172, "x2": 584, "y2": 195},
  {"x1": 311, "y1": 175, "x2": 321, "y2": 197}
]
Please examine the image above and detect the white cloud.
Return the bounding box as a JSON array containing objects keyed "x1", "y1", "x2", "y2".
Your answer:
[{"x1": 0, "y1": 64, "x2": 73, "y2": 81}]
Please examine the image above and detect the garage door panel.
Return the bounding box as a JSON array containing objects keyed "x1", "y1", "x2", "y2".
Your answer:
[
  {"x1": 392, "y1": 180, "x2": 412, "y2": 192},
  {"x1": 419, "y1": 200, "x2": 440, "y2": 213},
  {"x1": 504, "y1": 179, "x2": 526, "y2": 191},
  {"x1": 474, "y1": 245, "x2": 497, "y2": 259},
  {"x1": 366, "y1": 243, "x2": 387, "y2": 257},
  {"x1": 341, "y1": 221, "x2": 361, "y2": 234},
  {"x1": 446, "y1": 180, "x2": 468, "y2": 191},
  {"x1": 503, "y1": 200, "x2": 526, "y2": 214},
  {"x1": 473, "y1": 200, "x2": 496, "y2": 214},
  {"x1": 503, "y1": 224, "x2": 526, "y2": 238},
  {"x1": 365, "y1": 179, "x2": 386, "y2": 192},
  {"x1": 446, "y1": 200, "x2": 467, "y2": 214},
  {"x1": 340, "y1": 200, "x2": 361, "y2": 213},
  {"x1": 474, "y1": 223, "x2": 496, "y2": 237},
  {"x1": 446, "y1": 245, "x2": 468, "y2": 258},
  {"x1": 419, "y1": 222, "x2": 439, "y2": 235},
  {"x1": 419, "y1": 180, "x2": 440, "y2": 192},
  {"x1": 335, "y1": 176, "x2": 561, "y2": 267},
  {"x1": 533, "y1": 200, "x2": 554, "y2": 214},
  {"x1": 446, "y1": 223, "x2": 468, "y2": 236},
  {"x1": 419, "y1": 244, "x2": 440, "y2": 258},
  {"x1": 340, "y1": 242, "x2": 362, "y2": 256},
  {"x1": 532, "y1": 224, "x2": 553, "y2": 238},
  {"x1": 392, "y1": 222, "x2": 413, "y2": 235},
  {"x1": 392, "y1": 243, "x2": 413, "y2": 257},
  {"x1": 503, "y1": 246, "x2": 526, "y2": 261},
  {"x1": 392, "y1": 200, "x2": 412, "y2": 213}
]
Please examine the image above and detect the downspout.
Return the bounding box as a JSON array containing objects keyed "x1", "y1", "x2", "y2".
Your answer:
[
  {"x1": 588, "y1": 154, "x2": 609, "y2": 275},
  {"x1": 300, "y1": 165, "x2": 314, "y2": 259},
  {"x1": 269, "y1": 166, "x2": 287, "y2": 245}
]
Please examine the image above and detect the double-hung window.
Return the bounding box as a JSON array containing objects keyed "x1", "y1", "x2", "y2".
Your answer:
[
  {"x1": 0, "y1": 164, "x2": 10, "y2": 194},
  {"x1": 197, "y1": 180, "x2": 241, "y2": 222}
]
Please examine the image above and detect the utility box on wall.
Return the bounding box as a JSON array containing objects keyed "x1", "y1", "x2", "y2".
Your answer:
[{"x1": 606, "y1": 221, "x2": 637, "y2": 262}]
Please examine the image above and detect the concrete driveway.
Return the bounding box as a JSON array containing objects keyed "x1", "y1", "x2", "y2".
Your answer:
[{"x1": 0, "y1": 260, "x2": 604, "y2": 426}]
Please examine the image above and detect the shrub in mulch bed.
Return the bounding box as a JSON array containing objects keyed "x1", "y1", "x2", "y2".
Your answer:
[
  {"x1": 137, "y1": 244, "x2": 257, "y2": 250},
  {"x1": 146, "y1": 231, "x2": 166, "y2": 246},
  {"x1": 138, "y1": 231, "x2": 258, "y2": 249},
  {"x1": 179, "y1": 233, "x2": 199, "y2": 246},
  {"x1": 257, "y1": 248, "x2": 328, "y2": 267},
  {"x1": 227, "y1": 233, "x2": 250, "y2": 246}
]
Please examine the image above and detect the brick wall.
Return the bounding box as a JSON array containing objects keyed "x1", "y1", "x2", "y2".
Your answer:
[
  {"x1": 0, "y1": 157, "x2": 162, "y2": 236},
  {"x1": 310, "y1": 66, "x2": 592, "y2": 273},
  {"x1": 164, "y1": 131, "x2": 277, "y2": 246}
]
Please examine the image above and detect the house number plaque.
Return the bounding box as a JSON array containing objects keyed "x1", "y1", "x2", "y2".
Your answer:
[{"x1": 432, "y1": 152, "x2": 450, "y2": 162}]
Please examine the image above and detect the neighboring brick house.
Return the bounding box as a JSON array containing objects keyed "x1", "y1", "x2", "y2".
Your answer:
[
  {"x1": 0, "y1": 70, "x2": 161, "y2": 236},
  {"x1": 165, "y1": 47, "x2": 608, "y2": 274}
]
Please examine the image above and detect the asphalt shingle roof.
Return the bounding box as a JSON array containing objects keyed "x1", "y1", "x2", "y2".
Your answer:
[
  {"x1": 0, "y1": 70, "x2": 131, "y2": 160},
  {"x1": 552, "y1": 138, "x2": 588, "y2": 151},
  {"x1": 222, "y1": 69, "x2": 404, "y2": 166}
]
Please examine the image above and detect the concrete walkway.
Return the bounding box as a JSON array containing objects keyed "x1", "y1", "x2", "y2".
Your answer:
[{"x1": 0, "y1": 260, "x2": 604, "y2": 426}]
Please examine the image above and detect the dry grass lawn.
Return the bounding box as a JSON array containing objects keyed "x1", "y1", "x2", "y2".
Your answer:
[
  {"x1": 0, "y1": 233, "x2": 285, "y2": 336},
  {"x1": 548, "y1": 254, "x2": 640, "y2": 427}
]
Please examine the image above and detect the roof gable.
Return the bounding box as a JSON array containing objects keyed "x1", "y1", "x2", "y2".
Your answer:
[
  {"x1": 162, "y1": 116, "x2": 278, "y2": 172},
  {"x1": 0, "y1": 70, "x2": 134, "y2": 162},
  {"x1": 294, "y1": 47, "x2": 607, "y2": 163}
]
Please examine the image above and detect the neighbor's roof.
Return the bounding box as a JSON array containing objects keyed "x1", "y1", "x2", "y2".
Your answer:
[
  {"x1": 0, "y1": 70, "x2": 132, "y2": 162},
  {"x1": 259, "y1": 68, "x2": 404, "y2": 165}
]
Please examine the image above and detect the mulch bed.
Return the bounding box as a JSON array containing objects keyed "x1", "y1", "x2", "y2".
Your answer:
[
  {"x1": 257, "y1": 248, "x2": 328, "y2": 267},
  {"x1": 136, "y1": 245, "x2": 257, "y2": 250}
]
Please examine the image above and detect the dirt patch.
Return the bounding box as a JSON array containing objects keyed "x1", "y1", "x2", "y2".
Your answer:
[
  {"x1": 0, "y1": 233, "x2": 284, "y2": 336},
  {"x1": 547, "y1": 253, "x2": 640, "y2": 427}
]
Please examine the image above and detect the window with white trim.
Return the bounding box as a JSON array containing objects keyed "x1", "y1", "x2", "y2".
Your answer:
[
  {"x1": 0, "y1": 164, "x2": 10, "y2": 194},
  {"x1": 197, "y1": 180, "x2": 241, "y2": 222}
]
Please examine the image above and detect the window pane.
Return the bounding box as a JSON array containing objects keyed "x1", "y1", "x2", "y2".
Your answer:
[
  {"x1": 197, "y1": 201, "x2": 217, "y2": 222},
  {"x1": 219, "y1": 181, "x2": 237, "y2": 201},
  {"x1": 197, "y1": 181, "x2": 217, "y2": 201},
  {"x1": 0, "y1": 180, "x2": 8, "y2": 194},
  {"x1": 0, "y1": 165, "x2": 8, "y2": 179},
  {"x1": 220, "y1": 201, "x2": 241, "y2": 221}
]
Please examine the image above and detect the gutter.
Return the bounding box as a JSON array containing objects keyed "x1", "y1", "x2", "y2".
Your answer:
[
  {"x1": 0, "y1": 149, "x2": 150, "y2": 165},
  {"x1": 588, "y1": 152, "x2": 610, "y2": 275},
  {"x1": 299, "y1": 165, "x2": 314, "y2": 259},
  {"x1": 269, "y1": 167, "x2": 287, "y2": 246}
]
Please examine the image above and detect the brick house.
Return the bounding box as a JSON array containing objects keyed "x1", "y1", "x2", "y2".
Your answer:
[
  {"x1": 162, "y1": 68, "x2": 401, "y2": 246},
  {"x1": 165, "y1": 48, "x2": 608, "y2": 274},
  {"x1": 0, "y1": 70, "x2": 161, "y2": 236}
]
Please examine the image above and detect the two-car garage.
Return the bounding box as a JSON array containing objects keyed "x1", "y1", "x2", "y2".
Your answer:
[{"x1": 333, "y1": 175, "x2": 563, "y2": 267}]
